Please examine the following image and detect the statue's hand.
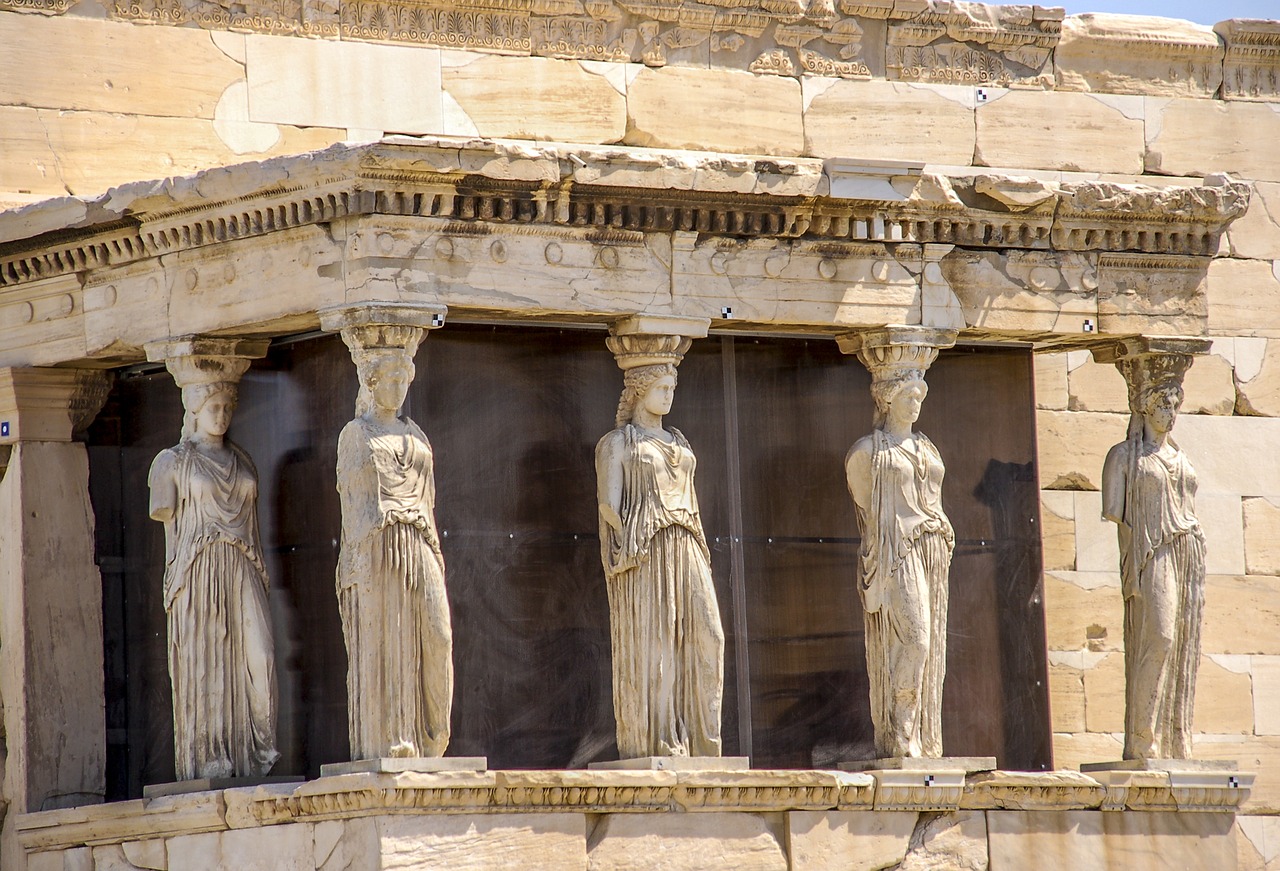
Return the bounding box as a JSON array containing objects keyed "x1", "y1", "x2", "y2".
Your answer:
[{"x1": 599, "y1": 503, "x2": 623, "y2": 532}]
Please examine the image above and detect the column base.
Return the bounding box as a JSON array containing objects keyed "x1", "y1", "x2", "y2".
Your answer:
[
  {"x1": 320, "y1": 757, "x2": 489, "y2": 776},
  {"x1": 1080, "y1": 759, "x2": 1238, "y2": 773},
  {"x1": 589, "y1": 756, "x2": 750, "y2": 771},
  {"x1": 143, "y1": 776, "x2": 304, "y2": 798},
  {"x1": 838, "y1": 756, "x2": 997, "y2": 773}
]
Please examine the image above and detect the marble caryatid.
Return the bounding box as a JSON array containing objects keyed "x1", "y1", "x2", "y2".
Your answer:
[
  {"x1": 595, "y1": 315, "x2": 723, "y2": 760},
  {"x1": 841, "y1": 327, "x2": 957, "y2": 760},
  {"x1": 146, "y1": 337, "x2": 279, "y2": 781},
  {"x1": 1097, "y1": 338, "x2": 1210, "y2": 762},
  {"x1": 322, "y1": 304, "x2": 453, "y2": 762}
]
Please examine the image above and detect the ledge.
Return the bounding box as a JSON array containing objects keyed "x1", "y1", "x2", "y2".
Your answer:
[{"x1": 15, "y1": 768, "x2": 1253, "y2": 854}]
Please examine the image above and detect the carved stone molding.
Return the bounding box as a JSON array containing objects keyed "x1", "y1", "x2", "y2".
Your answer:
[
  {"x1": 1056, "y1": 14, "x2": 1224, "y2": 97},
  {"x1": 0, "y1": 367, "x2": 111, "y2": 444},
  {"x1": 960, "y1": 770, "x2": 1107, "y2": 811},
  {"x1": 1216, "y1": 19, "x2": 1280, "y2": 101}
]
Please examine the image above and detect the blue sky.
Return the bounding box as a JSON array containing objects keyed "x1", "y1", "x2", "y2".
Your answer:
[{"x1": 1050, "y1": 1, "x2": 1276, "y2": 25}]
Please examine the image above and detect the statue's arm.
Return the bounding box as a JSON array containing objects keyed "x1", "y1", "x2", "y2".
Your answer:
[
  {"x1": 147, "y1": 450, "x2": 178, "y2": 523},
  {"x1": 596, "y1": 430, "x2": 625, "y2": 532},
  {"x1": 1101, "y1": 442, "x2": 1127, "y2": 525},
  {"x1": 845, "y1": 439, "x2": 873, "y2": 513}
]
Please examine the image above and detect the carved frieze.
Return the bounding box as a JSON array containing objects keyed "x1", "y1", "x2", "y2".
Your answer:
[
  {"x1": 886, "y1": 3, "x2": 1061, "y2": 88},
  {"x1": 1216, "y1": 19, "x2": 1280, "y2": 102},
  {"x1": 1056, "y1": 13, "x2": 1223, "y2": 97}
]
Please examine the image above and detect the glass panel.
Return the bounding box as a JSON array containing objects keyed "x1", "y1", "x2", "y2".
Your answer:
[
  {"x1": 728, "y1": 338, "x2": 1050, "y2": 769},
  {"x1": 91, "y1": 325, "x2": 1048, "y2": 800}
]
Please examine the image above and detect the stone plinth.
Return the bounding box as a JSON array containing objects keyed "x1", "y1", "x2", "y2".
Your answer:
[
  {"x1": 589, "y1": 757, "x2": 749, "y2": 772},
  {"x1": 320, "y1": 757, "x2": 488, "y2": 776},
  {"x1": 839, "y1": 757, "x2": 997, "y2": 774},
  {"x1": 143, "y1": 776, "x2": 304, "y2": 799}
]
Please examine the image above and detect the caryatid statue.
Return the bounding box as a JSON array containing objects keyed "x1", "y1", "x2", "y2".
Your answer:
[
  {"x1": 146, "y1": 337, "x2": 280, "y2": 781},
  {"x1": 840, "y1": 327, "x2": 957, "y2": 760},
  {"x1": 321, "y1": 303, "x2": 453, "y2": 761},
  {"x1": 595, "y1": 314, "x2": 724, "y2": 760},
  {"x1": 1096, "y1": 337, "x2": 1211, "y2": 762}
]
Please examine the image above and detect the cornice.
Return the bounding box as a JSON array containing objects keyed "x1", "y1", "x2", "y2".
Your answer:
[{"x1": 0, "y1": 139, "x2": 1251, "y2": 293}]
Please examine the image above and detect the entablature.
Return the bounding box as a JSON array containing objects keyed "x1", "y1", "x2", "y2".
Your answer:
[{"x1": 0, "y1": 138, "x2": 1251, "y2": 367}]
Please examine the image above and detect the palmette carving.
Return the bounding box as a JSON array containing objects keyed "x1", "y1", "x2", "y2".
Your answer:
[
  {"x1": 145, "y1": 338, "x2": 280, "y2": 782},
  {"x1": 842, "y1": 327, "x2": 957, "y2": 761}
]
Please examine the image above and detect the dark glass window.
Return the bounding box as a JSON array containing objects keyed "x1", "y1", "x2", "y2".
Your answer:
[{"x1": 90, "y1": 324, "x2": 1049, "y2": 799}]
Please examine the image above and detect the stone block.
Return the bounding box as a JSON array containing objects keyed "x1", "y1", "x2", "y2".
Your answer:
[
  {"x1": 1176, "y1": 415, "x2": 1280, "y2": 497},
  {"x1": 785, "y1": 810, "x2": 916, "y2": 871},
  {"x1": 802, "y1": 79, "x2": 975, "y2": 165},
  {"x1": 0, "y1": 106, "x2": 341, "y2": 199},
  {"x1": 317, "y1": 817, "x2": 378, "y2": 871},
  {"x1": 976, "y1": 90, "x2": 1145, "y2": 174},
  {"x1": 1068, "y1": 359, "x2": 1128, "y2": 413},
  {"x1": 1035, "y1": 353, "x2": 1069, "y2": 411},
  {"x1": 1207, "y1": 258, "x2": 1280, "y2": 338},
  {"x1": 165, "y1": 833, "x2": 222, "y2": 871},
  {"x1": 1228, "y1": 182, "x2": 1280, "y2": 261},
  {"x1": 1237, "y1": 340, "x2": 1280, "y2": 417},
  {"x1": 1082, "y1": 650, "x2": 1125, "y2": 733},
  {"x1": 1036, "y1": 410, "x2": 1126, "y2": 491},
  {"x1": 1042, "y1": 571, "x2": 1124, "y2": 654},
  {"x1": 0, "y1": 106, "x2": 72, "y2": 199},
  {"x1": 1200, "y1": 493, "x2": 1246, "y2": 576},
  {"x1": 1235, "y1": 814, "x2": 1280, "y2": 871},
  {"x1": 897, "y1": 811, "x2": 986, "y2": 871},
  {"x1": 1252, "y1": 657, "x2": 1280, "y2": 737},
  {"x1": 1048, "y1": 661, "x2": 1087, "y2": 733},
  {"x1": 93, "y1": 845, "x2": 148, "y2": 871},
  {"x1": 379, "y1": 813, "x2": 587, "y2": 870},
  {"x1": 1051, "y1": 731, "x2": 1125, "y2": 771},
  {"x1": 1095, "y1": 252, "x2": 1209, "y2": 337},
  {"x1": 1195, "y1": 656, "x2": 1254, "y2": 735},
  {"x1": 1040, "y1": 490, "x2": 1076, "y2": 572},
  {"x1": 627, "y1": 67, "x2": 802, "y2": 156},
  {"x1": 987, "y1": 810, "x2": 1237, "y2": 870},
  {"x1": 1245, "y1": 498, "x2": 1280, "y2": 576},
  {"x1": 1204, "y1": 575, "x2": 1280, "y2": 656},
  {"x1": 246, "y1": 36, "x2": 442, "y2": 134},
  {"x1": 0, "y1": 16, "x2": 242, "y2": 119},
  {"x1": 1073, "y1": 490, "x2": 1119, "y2": 575},
  {"x1": 587, "y1": 812, "x2": 785, "y2": 871},
  {"x1": 672, "y1": 237, "x2": 919, "y2": 330},
  {"x1": 443, "y1": 54, "x2": 626, "y2": 144},
  {"x1": 121, "y1": 840, "x2": 166, "y2": 870},
  {"x1": 941, "y1": 249, "x2": 1098, "y2": 337},
  {"x1": 1183, "y1": 353, "x2": 1238, "y2": 416},
  {"x1": 1146, "y1": 98, "x2": 1280, "y2": 182},
  {"x1": 1055, "y1": 14, "x2": 1223, "y2": 97}
]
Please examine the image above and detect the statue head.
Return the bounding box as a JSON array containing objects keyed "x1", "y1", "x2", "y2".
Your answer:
[
  {"x1": 870, "y1": 374, "x2": 927, "y2": 431},
  {"x1": 354, "y1": 349, "x2": 415, "y2": 418},
  {"x1": 181, "y1": 381, "x2": 238, "y2": 440},
  {"x1": 1139, "y1": 383, "x2": 1184, "y2": 438},
  {"x1": 615, "y1": 363, "x2": 678, "y2": 428}
]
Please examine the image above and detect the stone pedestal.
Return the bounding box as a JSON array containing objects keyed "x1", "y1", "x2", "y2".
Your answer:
[
  {"x1": 320, "y1": 757, "x2": 488, "y2": 776},
  {"x1": 1080, "y1": 759, "x2": 1237, "y2": 773},
  {"x1": 589, "y1": 756, "x2": 750, "y2": 772},
  {"x1": 839, "y1": 756, "x2": 997, "y2": 774},
  {"x1": 142, "y1": 776, "x2": 305, "y2": 799}
]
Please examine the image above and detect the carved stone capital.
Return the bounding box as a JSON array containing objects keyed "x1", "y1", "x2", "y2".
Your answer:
[
  {"x1": 606, "y1": 314, "x2": 709, "y2": 370},
  {"x1": 320, "y1": 302, "x2": 447, "y2": 362},
  {"x1": 835, "y1": 325, "x2": 956, "y2": 384},
  {"x1": 0, "y1": 367, "x2": 112, "y2": 444},
  {"x1": 1090, "y1": 335, "x2": 1212, "y2": 418},
  {"x1": 145, "y1": 336, "x2": 270, "y2": 390}
]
